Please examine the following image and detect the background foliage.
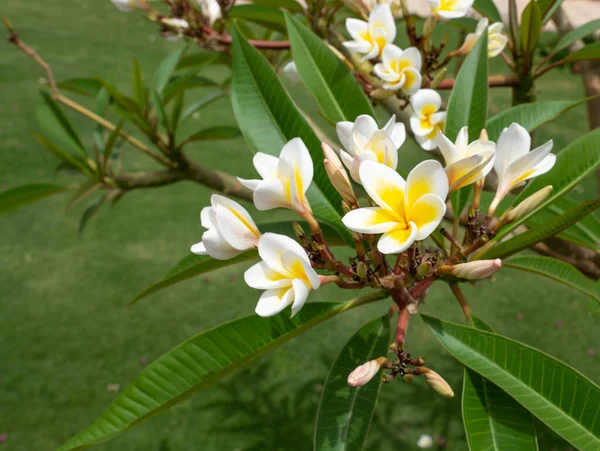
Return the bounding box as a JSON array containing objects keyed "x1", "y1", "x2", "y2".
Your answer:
[{"x1": 1, "y1": 1, "x2": 599, "y2": 450}]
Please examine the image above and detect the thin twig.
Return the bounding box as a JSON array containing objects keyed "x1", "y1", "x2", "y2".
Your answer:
[{"x1": 449, "y1": 283, "x2": 470, "y2": 321}]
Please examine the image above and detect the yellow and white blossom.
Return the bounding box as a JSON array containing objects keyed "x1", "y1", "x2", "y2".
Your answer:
[
  {"x1": 191, "y1": 195, "x2": 260, "y2": 260},
  {"x1": 196, "y1": 0, "x2": 222, "y2": 25},
  {"x1": 343, "y1": 3, "x2": 396, "y2": 60},
  {"x1": 410, "y1": 89, "x2": 447, "y2": 150},
  {"x1": 374, "y1": 45, "x2": 422, "y2": 94},
  {"x1": 239, "y1": 138, "x2": 313, "y2": 214},
  {"x1": 336, "y1": 114, "x2": 406, "y2": 183},
  {"x1": 436, "y1": 126, "x2": 495, "y2": 192},
  {"x1": 428, "y1": 0, "x2": 474, "y2": 19},
  {"x1": 489, "y1": 123, "x2": 555, "y2": 214},
  {"x1": 245, "y1": 233, "x2": 320, "y2": 317},
  {"x1": 459, "y1": 18, "x2": 508, "y2": 57},
  {"x1": 342, "y1": 160, "x2": 448, "y2": 254}
]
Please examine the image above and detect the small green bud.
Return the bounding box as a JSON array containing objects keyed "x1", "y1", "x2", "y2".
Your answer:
[
  {"x1": 430, "y1": 68, "x2": 447, "y2": 89},
  {"x1": 292, "y1": 221, "x2": 305, "y2": 239},
  {"x1": 402, "y1": 374, "x2": 414, "y2": 384},
  {"x1": 416, "y1": 261, "x2": 431, "y2": 279},
  {"x1": 356, "y1": 261, "x2": 368, "y2": 279}
]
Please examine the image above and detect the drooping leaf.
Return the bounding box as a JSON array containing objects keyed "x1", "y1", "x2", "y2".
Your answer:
[
  {"x1": 180, "y1": 92, "x2": 226, "y2": 122},
  {"x1": 38, "y1": 91, "x2": 87, "y2": 156},
  {"x1": 78, "y1": 195, "x2": 107, "y2": 237},
  {"x1": 520, "y1": 1, "x2": 542, "y2": 59},
  {"x1": 473, "y1": 0, "x2": 503, "y2": 23},
  {"x1": 553, "y1": 19, "x2": 600, "y2": 52},
  {"x1": 231, "y1": 26, "x2": 353, "y2": 245},
  {"x1": 34, "y1": 134, "x2": 93, "y2": 176},
  {"x1": 495, "y1": 128, "x2": 600, "y2": 240},
  {"x1": 485, "y1": 98, "x2": 592, "y2": 141},
  {"x1": 284, "y1": 12, "x2": 376, "y2": 123},
  {"x1": 229, "y1": 5, "x2": 286, "y2": 33},
  {"x1": 561, "y1": 42, "x2": 600, "y2": 63},
  {"x1": 153, "y1": 46, "x2": 186, "y2": 94},
  {"x1": 504, "y1": 256, "x2": 600, "y2": 306},
  {"x1": 0, "y1": 184, "x2": 68, "y2": 215},
  {"x1": 59, "y1": 294, "x2": 387, "y2": 451},
  {"x1": 462, "y1": 315, "x2": 539, "y2": 451},
  {"x1": 182, "y1": 126, "x2": 241, "y2": 144},
  {"x1": 132, "y1": 58, "x2": 146, "y2": 110},
  {"x1": 314, "y1": 315, "x2": 390, "y2": 451},
  {"x1": 484, "y1": 200, "x2": 600, "y2": 259},
  {"x1": 423, "y1": 315, "x2": 600, "y2": 451},
  {"x1": 57, "y1": 78, "x2": 103, "y2": 98}
]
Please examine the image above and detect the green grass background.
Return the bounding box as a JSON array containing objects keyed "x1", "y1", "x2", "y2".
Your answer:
[{"x1": 0, "y1": 1, "x2": 598, "y2": 450}]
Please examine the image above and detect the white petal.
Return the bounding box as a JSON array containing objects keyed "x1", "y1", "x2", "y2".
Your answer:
[
  {"x1": 416, "y1": 133, "x2": 438, "y2": 150},
  {"x1": 253, "y1": 152, "x2": 279, "y2": 180},
  {"x1": 431, "y1": 111, "x2": 447, "y2": 126},
  {"x1": 244, "y1": 262, "x2": 292, "y2": 290},
  {"x1": 255, "y1": 287, "x2": 294, "y2": 317},
  {"x1": 191, "y1": 241, "x2": 207, "y2": 255},
  {"x1": 369, "y1": 3, "x2": 396, "y2": 42},
  {"x1": 410, "y1": 194, "x2": 446, "y2": 240},
  {"x1": 410, "y1": 114, "x2": 433, "y2": 137},
  {"x1": 378, "y1": 222, "x2": 418, "y2": 254},
  {"x1": 495, "y1": 123, "x2": 531, "y2": 178},
  {"x1": 336, "y1": 122, "x2": 354, "y2": 152},
  {"x1": 475, "y1": 18, "x2": 489, "y2": 35},
  {"x1": 253, "y1": 179, "x2": 288, "y2": 210},
  {"x1": 238, "y1": 177, "x2": 261, "y2": 191},
  {"x1": 343, "y1": 41, "x2": 373, "y2": 55},
  {"x1": 200, "y1": 206, "x2": 216, "y2": 229},
  {"x1": 201, "y1": 228, "x2": 241, "y2": 260},
  {"x1": 488, "y1": 22, "x2": 503, "y2": 35},
  {"x1": 410, "y1": 89, "x2": 441, "y2": 116},
  {"x1": 465, "y1": 139, "x2": 496, "y2": 176},
  {"x1": 401, "y1": 47, "x2": 422, "y2": 70},
  {"x1": 505, "y1": 140, "x2": 554, "y2": 186},
  {"x1": 401, "y1": 68, "x2": 422, "y2": 95},
  {"x1": 290, "y1": 279, "x2": 310, "y2": 317},
  {"x1": 342, "y1": 207, "x2": 400, "y2": 234},
  {"x1": 445, "y1": 154, "x2": 485, "y2": 192},
  {"x1": 405, "y1": 159, "x2": 449, "y2": 210},
  {"x1": 214, "y1": 204, "x2": 259, "y2": 251},
  {"x1": 353, "y1": 115, "x2": 379, "y2": 140},
  {"x1": 211, "y1": 194, "x2": 257, "y2": 231},
  {"x1": 359, "y1": 161, "x2": 407, "y2": 218},
  {"x1": 346, "y1": 18, "x2": 369, "y2": 42},
  {"x1": 340, "y1": 150, "x2": 355, "y2": 171},
  {"x1": 389, "y1": 123, "x2": 406, "y2": 150},
  {"x1": 455, "y1": 126, "x2": 469, "y2": 151},
  {"x1": 258, "y1": 233, "x2": 309, "y2": 274},
  {"x1": 436, "y1": 130, "x2": 461, "y2": 163},
  {"x1": 281, "y1": 250, "x2": 320, "y2": 289},
  {"x1": 381, "y1": 44, "x2": 404, "y2": 65},
  {"x1": 350, "y1": 151, "x2": 378, "y2": 183}
]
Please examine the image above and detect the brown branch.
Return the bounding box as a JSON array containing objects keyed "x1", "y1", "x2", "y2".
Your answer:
[
  {"x1": 437, "y1": 74, "x2": 519, "y2": 90},
  {"x1": 202, "y1": 25, "x2": 290, "y2": 49}
]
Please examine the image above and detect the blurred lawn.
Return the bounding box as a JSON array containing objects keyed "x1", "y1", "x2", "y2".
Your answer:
[{"x1": 0, "y1": 1, "x2": 598, "y2": 450}]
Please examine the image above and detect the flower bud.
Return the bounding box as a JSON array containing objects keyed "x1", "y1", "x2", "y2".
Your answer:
[
  {"x1": 402, "y1": 373, "x2": 415, "y2": 383},
  {"x1": 451, "y1": 259, "x2": 502, "y2": 280},
  {"x1": 162, "y1": 18, "x2": 190, "y2": 29},
  {"x1": 422, "y1": 369, "x2": 454, "y2": 398},
  {"x1": 356, "y1": 261, "x2": 368, "y2": 279},
  {"x1": 322, "y1": 143, "x2": 357, "y2": 206},
  {"x1": 505, "y1": 186, "x2": 553, "y2": 223},
  {"x1": 422, "y1": 15, "x2": 437, "y2": 38},
  {"x1": 347, "y1": 357, "x2": 387, "y2": 387}
]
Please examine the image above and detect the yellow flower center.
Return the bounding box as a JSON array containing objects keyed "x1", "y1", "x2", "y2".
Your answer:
[{"x1": 420, "y1": 105, "x2": 438, "y2": 130}]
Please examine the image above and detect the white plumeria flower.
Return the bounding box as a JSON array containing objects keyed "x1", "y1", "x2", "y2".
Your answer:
[
  {"x1": 196, "y1": 0, "x2": 222, "y2": 25},
  {"x1": 239, "y1": 138, "x2": 313, "y2": 214},
  {"x1": 410, "y1": 89, "x2": 447, "y2": 151},
  {"x1": 436, "y1": 126, "x2": 496, "y2": 192},
  {"x1": 427, "y1": 0, "x2": 474, "y2": 19},
  {"x1": 417, "y1": 434, "x2": 434, "y2": 449},
  {"x1": 343, "y1": 3, "x2": 396, "y2": 60},
  {"x1": 489, "y1": 123, "x2": 555, "y2": 213},
  {"x1": 342, "y1": 160, "x2": 448, "y2": 254},
  {"x1": 374, "y1": 45, "x2": 422, "y2": 95},
  {"x1": 336, "y1": 114, "x2": 406, "y2": 183},
  {"x1": 191, "y1": 195, "x2": 260, "y2": 260},
  {"x1": 459, "y1": 18, "x2": 508, "y2": 57},
  {"x1": 245, "y1": 233, "x2": 320, "y2": 317},
  {"x1": 282, "y1": 61, "x2": 302, "y2": 84}
]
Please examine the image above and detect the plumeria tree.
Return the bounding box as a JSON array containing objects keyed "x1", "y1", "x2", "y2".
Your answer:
[{"x1": 2, "y1": 0, "x2": 600, "y2": 449}]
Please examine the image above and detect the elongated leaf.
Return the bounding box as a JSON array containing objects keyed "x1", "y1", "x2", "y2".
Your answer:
[
  {"x1": 38, "y1": 92, "x2": 86, "y2": 156},
  {"x1": 484, "y1": 201, "x2": 600, "y2": 259},
  {"x1": 473, "y1": 0, "x2": 503, "y2": 23},
  {"x1": 182, "y1": 126, "x2": 241, "y2": 144},
  {"x1": 504, "y1": 256, "x2": 600, "y2": 306},
  {"x1": 57, "y1": 78, "x2": 103, "y2": 98},
  {"x1": 509, "y1": 0, "x2": 519, "y2": 48},
  {"x1": 35, "y1": 134, "x2": 93, "y2": 176},
  {"x1": 463, "y1": 315, "x2": 539, "y2": 451},
  {"x1": 423, "y1": 315, "x2": 600, "y2": 451},
  {"x1": 0, "y1": 184, "x2": 68, "y2": 215},
  {"x1": 59, "y1": 294, "x2": 387, "y2": 451},
  {"x1": 78, "y1": 195, "x2": 107, "y2": 237},
  {"x1": 181, "y1": 92, "x2": 225, "y2": 122},
  {"x1": 229, "y1": 5, "x2": 286, "y2": 33},
  {"x1": 554, "y1": 19, "x2": 600, "y2": 53},
  {"x1": 485, "y1": 98, "x2": 592, "y2": 141},
  {"x1": 562, "y1": 42, "x2": 600, "y2": 63},
  {"x1": 93, "y1": 88, "x2": 111, "y2": 150},
  {"x1": 520, "y1": 1, "x2": 542, "y2": 58},
  {"x1": 103, "y1": 120, "x2": 125, "y2": 165},
  {"x1": 176, "y1": 50, "x2": 227, "y2": 70},
  {"x1": 132, "y1": 59, "x2": 146, "y2": 110},
  {"x1": 250, "y1": 0, "x2": 303, "y2": 12},
  {"x1": 496, "y1": 128, "x2": 600, "y2": 240},
  {"x1": 153, "y1": 46, "x2": 186, "y2": 94},
  {"x1": 231, "y1": 26, "x2": 353, "y2": 245},
  {"x1": 315, "y1": 315, "x2": 389, "y2": 451},
  {"x1": 285, "y1": 13, "x2": 376, "y2": 123},
  {"x1": 537, "y1": 0, "x2": 562, "y2": 22},
  {"x1": 162, "y1": 71, "x2": 219, "y2": 104}
]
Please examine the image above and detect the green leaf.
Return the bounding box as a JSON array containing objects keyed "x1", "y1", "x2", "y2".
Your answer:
[
  {"x1": 103, "y1": 121, "x2": 125, "y2": 166},
  {"x1": 229, "y1": 5, "x2": 286, "y2": 33},
  {"x1": 162, "y1": 70, "x2": 219, "y2": 104},
  {"x1": 473, "y1": 0, "x2": 503, "y2": 23},
  {"x1": 93, "y1": 88, "x2": 111, "y2": 150},
  {"x1": 170, "y1": 91, "x2": 185, "y2": 134},
  {"x1": 284, "y1": 13, "x2": 376, "y2": 123},
  {"x1": 182, "y1": 126, "x2": 241, "y2": 144},
  {"x1": 509, "y1": 0, "x2": 519, "y2": 47},
  {"x1": 231, "y1": 26, "x2": 353, "y2": 246},
  {"x1": 462, "y1": 314, "x2": 539, "y2": 451},
  {"x1": 57, "y1": 78, "x2": 103, "y2": 98},
  {"x1": 151, "y1": 89, "x2": 169, "y2": 130},
  {"x1": 423, "y1": 315, "x2": 600, "y2": 451},
  {"x1": 315, "y1": 315, "x2": 389, "y2": 451},
  {"x1": 554, "y1": 19, "x2": 600, "y2": 53},
  {"x1": 484, "y1": 200, "x2": 600, "y2": 259},
  {"x1": 485, "y1": 98, "x2": 592, "y2": 141},
  {"x1": 153, "y1": 46, "x2": 186, "y2": 94},
  {"x1": 59, "y1": 295, "x2": 387, "y2": 451},
  {"x1": 249, "y1": 0, "x2": 303, "y2": 12},
  {"x1": 520, "y1": 1, "x2": 542, "y2": 58},
  {"x1": 180, "y1": 91, "x2": 226, "y2": 122},
  {"x1": 78, "y1": 195, "x2": 107, "y2": 237},
  {"x1": 176, "y1": 50, "x2": 227, "y2": 70},
  {"x1": 38, "y1": 91, "x2": 86, "y2": 156},
  {"x1": 495, "y1": 128, "x2": 600, "y2": 240},
  {"x1": 0, "y1": 184, "x2": 68, "y2": 215},
  {"x1": 132, "y1": 58, "x2": 146, "y2": 110},
  {"x1": 34, "y1": 134, "x2": 93, "y2": 176},
  {"x1": 538, "y1": 0, "x2": 563, "y2": 23},
  {"x1": 445, "y1": 29, "x2": 488, "y2": 142},
  {"x1": 561, "y1": 42, "x2": 600, "y2": 63},
  {"x1": 504, "y1": 256, "x2": 600, "y2": 306}
]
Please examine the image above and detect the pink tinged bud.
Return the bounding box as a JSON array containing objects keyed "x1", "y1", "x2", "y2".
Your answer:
[
  {"x1": 451, "y1": 259, "x2": 502, "y2": 280},
  {"x1": 347, "y1": 358, "x2": 386, "y2": 387},
  {"x1": 322, "y1": 143, "x2": 357, "y2": 206},
  {"x1": 423, "y1": 369, "x2": 454, "y2": 398}
]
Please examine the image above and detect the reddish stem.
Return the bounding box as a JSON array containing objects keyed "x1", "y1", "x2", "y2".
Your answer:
[
  {"x1": 203, "y1": 26, "x2": 290, "y2": 49},
  {"x1": 394, "y1": 308, "x2": 411, "y2": 345}
]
